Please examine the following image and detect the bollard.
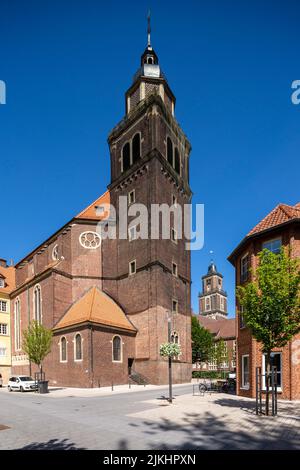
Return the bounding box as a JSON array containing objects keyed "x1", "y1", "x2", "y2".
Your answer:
[
  {"x1": 129, "y1": 381, "x2": 131, "y2": 389},
  {"x1": 112, "y1": 382, "x2": 114, "y2": 391}
]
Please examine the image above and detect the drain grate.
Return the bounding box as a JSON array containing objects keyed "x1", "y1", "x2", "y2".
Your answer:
[{"x1": 0, "y1": 425, "x2": 10, "y2": 431}]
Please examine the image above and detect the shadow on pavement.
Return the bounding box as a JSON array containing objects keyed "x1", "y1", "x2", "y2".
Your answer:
[{"x1": 18, "y1": 438, "x2": 86, "y2": 450}]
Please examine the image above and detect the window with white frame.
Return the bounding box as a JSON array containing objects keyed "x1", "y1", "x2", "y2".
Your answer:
[
  {"x1": 240, "y1": 253, "x2": 250, "y2": 283},
  {"x1": 262, "y1": 352, "x2": 282, "y2": 390},
  {"x1": 0, "y1": 324, "x2": 8, "y2": 335},
  {"x1": 129, "y1": 260, "x2": 136, "y2": 275},
  {"x1": 60, "y1": 337, "x2": 67, "y2": 362},
  {"x1": 171, "y1": 228, "x2": 177, "y2": 243},
  {"x1": 112, "y1": 336, "x2": 122, "y2": 362},
  {"x1": 172, "y1": 299, "x2": 178, "y2": 314},
  {"x1": 0, "y1": 347, "x2": 7, "y2": 357},
  {"x1": 232, "y1": 341, "x2": 236, "y2": 368},
  {"x1": 241, "y1": 355, "x2": 250, "y2": 389},
  {"x1": 128, "y1": 225, "x2": 137, "y2": 241},
  {"x1": 172, "y1": 262, "x2": 178, "y2": 277},
  {"x1": 128, "y1": 189, "x2": 135, "y2": 205},
  {"x1": 14, "y1": 298, "x2": 21, "y2": 351},
  {"x1": 262, "y1": 238, "x2": 282, "y2": 255},
  {"x1": 33, "y1": 284, "x2": 42, "y2": 324},
  {"x1": 0, "y1": 300, "x2": 7, "y2": 312},
  {"x1": 74, "y1": 333, "x2": 82, "y2": 361},
  {"x1": 205, "y1": 297, "x2": 211, "y2": 311},
  {"x1": 240, "y1": 305, "x2": 246, "y2": 328},
  {"x1": 0, "y1": 278, "x2": 5, "y2": 288}
]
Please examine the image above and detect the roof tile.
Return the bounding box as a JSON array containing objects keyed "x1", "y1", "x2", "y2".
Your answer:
[{"x1": 53, "y1": 287, "x2": 136, "y2": 332}]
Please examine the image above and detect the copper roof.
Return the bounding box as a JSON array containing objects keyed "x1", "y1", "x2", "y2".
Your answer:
[
  {"x1": 0, "y1": 265, "x2": 15, "y2": 295},
  {"x1": 197, "y1": 315, "x2": 236, "y2": 339},
  {"x1": 53, "y1": 287, "x2": 136, "y2": 332}
]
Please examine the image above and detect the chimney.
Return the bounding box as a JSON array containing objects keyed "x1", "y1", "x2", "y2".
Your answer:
[{"x1": 0, "y1": 259, "x2": 7, "y2": 268}]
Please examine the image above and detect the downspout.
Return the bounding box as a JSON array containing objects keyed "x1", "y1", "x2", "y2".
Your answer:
[
  {"x1": 27, "y1": 287, "x2": 31, "y2": 376},
  {"x1": 89, "y1": 325, "x2": 94, "y2": 388}
]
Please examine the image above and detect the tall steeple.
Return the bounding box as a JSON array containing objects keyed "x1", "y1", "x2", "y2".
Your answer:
[
  {"x1": 198, "y1": 258, "x2": 228, "y2": 319},
  {"x1": 124, "y1": 14, "x2": 176, "y2": 116}
]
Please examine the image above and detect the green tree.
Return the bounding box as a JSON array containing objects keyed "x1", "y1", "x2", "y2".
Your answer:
[
  {"x1": 213, "y1": 339, "x2": 229, "y2": 378},
  {"x1": 22, "y1": 321, "x2": 53, "y2": 376},
  {"x1": 237, "y1": 247, "x2": 300, "y2": 415},
  {"x1": 191, "y1": 316, "x2": 214, "y2": 366}
]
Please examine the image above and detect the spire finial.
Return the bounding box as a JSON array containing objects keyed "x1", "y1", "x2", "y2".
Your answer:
[
  {"x1": 209, "y1": 250, "x2": 214, "y2": 262},
  {"x1": 147, "y1": 10, "x2": 151, "y2": 47}
]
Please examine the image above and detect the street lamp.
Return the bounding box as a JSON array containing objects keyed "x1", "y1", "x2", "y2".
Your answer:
[{"x1": 167, "y1": 314, "x2": 173, "y2": 404}]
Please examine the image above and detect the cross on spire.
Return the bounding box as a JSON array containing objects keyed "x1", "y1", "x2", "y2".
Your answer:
[{"x1": 147, "y1": 10, "x2": 151, "y2": 47}]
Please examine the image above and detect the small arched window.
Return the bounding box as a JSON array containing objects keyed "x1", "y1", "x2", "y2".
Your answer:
[
  {"x1": 174, "y1": 148, "x2": 180, "y2": 174},
  {"x1": 60, "y1": 337, "x2": 67, "y2": 362},
  {"x1": 132, "y1": 133, "x2": 141, "y2": 164},
  {"x1": 167, "y1": 137, "x2": 173, "y2": 166},
  {"x1": 171, "y1": 332, "x2": 179, "y2": 344},
  {"x1": 75, "y1": 333, "x2": 82, "y2": 361},
  {"x1": 147, "y1": 57, "x2": 153, "y2": 64},
  {"x1": 112, "y1": 336, "x2": 122, "y2": 362},
  {"x1": 122, "y1": 142, "x2": 131, "y2": 173},
  {"x1": 33, "y1": 285, "x2": 42, "y2": 324}
]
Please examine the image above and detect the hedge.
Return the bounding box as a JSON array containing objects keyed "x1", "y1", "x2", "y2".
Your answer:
[{"x1": 192, "y1": 370, "x2": 230, "y2": 379}]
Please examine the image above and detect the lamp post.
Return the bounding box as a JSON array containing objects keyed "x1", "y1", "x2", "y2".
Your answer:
[{"x1": 167, "y1": 315, "x2": 173, "y2": 403}]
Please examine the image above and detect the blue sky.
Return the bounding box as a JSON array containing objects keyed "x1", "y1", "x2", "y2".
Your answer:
[{"x1": 0, "y1": 0, "x2": 299, "y2": 316}]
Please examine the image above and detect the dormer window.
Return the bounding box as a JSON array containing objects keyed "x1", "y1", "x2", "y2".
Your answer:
[
  {"x1": 0, "y1": 278, "x2": 4, "y2": 288},
  {"x1": 147, "y1": 57, "x2": 153, "y2": 64}
]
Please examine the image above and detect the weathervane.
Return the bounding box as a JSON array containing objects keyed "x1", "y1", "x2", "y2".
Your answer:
[{"x1": 147, "y1": 10, "x2": 151, "y2": 47}]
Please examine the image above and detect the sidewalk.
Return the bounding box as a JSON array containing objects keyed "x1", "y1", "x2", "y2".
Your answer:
[{"x1": 0, "y1": 381, "x2": 192, "y2": 399}]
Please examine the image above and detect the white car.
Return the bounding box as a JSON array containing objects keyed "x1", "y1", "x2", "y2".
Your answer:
[{"x1": 7, "y1": 375, "x2": 38, "y2": 392}]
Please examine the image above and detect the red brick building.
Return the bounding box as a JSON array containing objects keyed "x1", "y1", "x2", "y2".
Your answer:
[
  {"x1": 197, "y1": 316, "x2": 236, "y2": 372},
  {"x1": 10, "y1": 36, "x2": 192, "y2": 387},
  {"x1": 228, "y1": 202, "x2": 300, "y2": 400}
]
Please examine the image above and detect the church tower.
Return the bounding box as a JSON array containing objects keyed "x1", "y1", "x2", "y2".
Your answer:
[
  {"x1": 102, "y1": 20, "x2": 192, "y2": 384},
  {"x1": 198, "y1": 261, "x2": 228, "y2": 319}
]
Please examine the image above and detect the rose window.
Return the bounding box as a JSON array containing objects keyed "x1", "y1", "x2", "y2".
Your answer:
[{"x1": 79, "y1": 231, "x2": 101, "y2": 249}]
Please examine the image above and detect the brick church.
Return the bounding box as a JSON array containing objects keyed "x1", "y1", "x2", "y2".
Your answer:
[{"x1": 10, "y1": 32, "x2": 192, "y2": 387}]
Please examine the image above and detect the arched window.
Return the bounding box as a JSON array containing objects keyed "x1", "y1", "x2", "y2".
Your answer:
[
  {"x1": 167, "y1": 137, "x2": 173, "y2": 166},
  {"x1": 60, "y1": 337, "x2": 67, "y2": 362},
  {"x1": 112, "y1": 335, "x2": 122, "y2": 362},
  {"x1": 174, "y1": 148, "x2": 180, "y2": 174},
  {"x1": 171, "y1": 332, "x2": 179, "y2": 344},
  {"x1": 74, "y1": 333, "x2": 82, "y2": 361},
  {"x1": 14, "y1": 298, "x2": 21, "y2": 351},
  {"x1": 122, "y1": 142, "x2": 131, "y2": 172},
  {"x1": 132, "y1": 133, "x2": 141, "y2": 164},
  {"x1": 33, "y1": 285, "x2": 42, "y2": 324},
  {"x1": 147, "y1": 57, "x2": 153, "y2": 64}
]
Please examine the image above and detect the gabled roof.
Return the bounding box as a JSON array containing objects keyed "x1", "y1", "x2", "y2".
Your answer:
[
  {"x1": 197, "y1": 315, "x2": 236, "y2": 340},
  {"x1": 53, "y1": 287, "x2": 136, "y2": 332},
  {"x1": 228, "y1": 202, "x2": 300, "y2": 263},
  {"x1": 0, "y1": 265, "x2": 15, "y2": 294},
  {"x1": 248, "y1": 203, "x2": 300, "y2": 236},
  {"x1": 76, "y1": 191, "x2": 110, "y2": 220},
  {"x1": 15, "y1": 191, "x2": 110, "y2": 268}
]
